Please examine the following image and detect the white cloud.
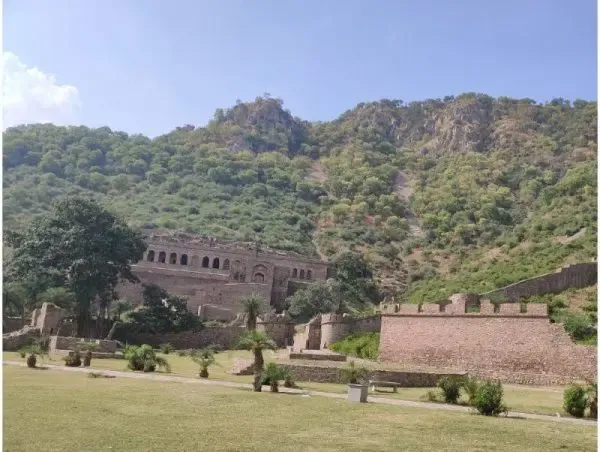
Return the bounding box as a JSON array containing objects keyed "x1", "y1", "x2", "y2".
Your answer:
[{"x1": 2, "y1": 52, "x2": 82, "y2": 129}]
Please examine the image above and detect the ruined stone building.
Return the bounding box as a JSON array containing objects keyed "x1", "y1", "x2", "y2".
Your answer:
[{"x1": 117, "y1": 230, "x2": 330, "y2": 320}]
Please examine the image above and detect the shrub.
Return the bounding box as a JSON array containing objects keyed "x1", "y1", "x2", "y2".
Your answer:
[
  {"x1": 190, "y1": 348, "x2": 216, "y2": 378},
  {"x1": 340, "y1": 361, "x2": 368, "y2": 385},
  {"x1": 437, "y1": 376, "x2": 464, "y2": 404},
  {"x1": 423, "y1": 390, "x2": 440, "y2": 402},
  {"x1": 262, "y1": 363, "x2": 284, "y2": 392},
  {"x1": 19, "y1": 338, "x2": 49, "y2": 368},
  {"x1": 281, "y1": 367, "x2": 296, "y2": 388},
  {"x1": 462, "y1": 376, "x2": 480, "y2": 406},
  {"x1": 159, "y1": 343, "x2": 174, "y2": 354},
  {"x1": 330, "y1": 333, "x2": 379, "y2": 360},
  {"x1": 473, "y1": 380, "x2": 507, "y2": 416},
  {"x1": 562, "y1": 313, "x2": 596, "y2": 341},
  {"x1": 563, "y1": 384, "x2": 588, "y2": 418},
  {"x1": 587, "y1": 382, "x2": 597, "y2": 419},
  {"x1": 83, "y1": 350, "x2": 92, "y2": 367},
  {"x1": 125, "y1": 344, "x2": 171, "y2": 373},
  {"x1": 64, "y1": 350, "x2": 82, "y2": 367}
]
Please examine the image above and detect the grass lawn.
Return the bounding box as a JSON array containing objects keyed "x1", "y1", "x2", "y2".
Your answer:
[
  {"x1": 2, "y1": 351, "x2": 573, "y2": 417},
  {"x1": 3, "y1": 366, "x2": 597, "y2": 452}
]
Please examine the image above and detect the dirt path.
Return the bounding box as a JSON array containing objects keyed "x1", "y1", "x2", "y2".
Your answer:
[{"x1": 4, "y1": 361, "x2": 595, "y2": 426}]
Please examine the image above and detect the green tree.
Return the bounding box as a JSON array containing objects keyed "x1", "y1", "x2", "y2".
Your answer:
[
  {"x1": 5, "y1": 196, "x2": 147, "y2": 337},
  {"x1": 128, "y1": 284, "x2": 200, "y2": 333},
  {"x1": 236, "y1": 330, "x2": 277, "y2": 392}
]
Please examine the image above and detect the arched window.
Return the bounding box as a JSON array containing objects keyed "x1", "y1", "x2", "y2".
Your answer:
[
  {"x1": 191, "y1": 255, "x2": 199, "y2": 267},
  {"x1": 180, "y1": 254, "x2": 188, "y2": 265},
  {"x1": 292, "y1": 268, "x2": 298, "y2": 278},
  {"x1": 253, "y1": 273, "x2": 265, "y2": 283},
  {"x1": 158, "y1": 252, "x2": 166, "y2": 263},
  {"x1": 202, "y1": 256, "x2": 209, "y2": 268},
  {"x1": 169, "y1": 253, "x2": 177, "y2": 264},
  {"x1": 147, "y1": 250, "x2": 155, "y2": 262},
  {"x1": 299, "y1": 269, "x2": 305, "y2": 280},
  {"x1": 223, "y1": 259, "x2": 231, "y2": 270},
  {"x1": 306, "y1": 270, "x2": 312, "y2": 280},
  {"x1": 212, "y1": 258, "x2": 220, "y2": 269}
]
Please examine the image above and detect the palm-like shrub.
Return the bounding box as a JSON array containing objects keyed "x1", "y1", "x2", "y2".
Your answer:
[
  {"x1": 125, "y1": 344, "x2": 171, "y2": 373},
  {"x1": 240, "y1": 295, "x2": 264, "y2": 331},
  {"x1": 64, "y1": 350, "x2": 82, "y2": 367},
  {"x1": 340, "y1": 361, "x2": 368, "y2": 385},
  {"x1": 18, "y1": 339, "x2": 48, "y2": 368},
  {"x1": 262, "y1": 363, "x2": 285, "y2": 392},
  {"x1": 236, "y1": 330, "x2": 277, "y2": 392},
  {"x1": 191, "y1": 348, "x2": 217, "y2": 378}
]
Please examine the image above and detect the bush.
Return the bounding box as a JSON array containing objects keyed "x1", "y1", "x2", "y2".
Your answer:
[
  {"x1": 64, "y1": 350, "x2": 82, "y2": 367},
  {"x1": 340, "y1": 361, "x2": 369, "y2": 385},
  {"x1": 437, "y1": 376, "x2": 464, "y2": 404},
  {"x1": 473, "y1": 380, "x2": 507, "y2": 416},
  {"x1": 462, "y1": 376, "x2": 480, "y2": 406},
  {"x1": 282, "y1": 367, "x2": 296, "y2": 388},
  {"x1": 190, "y1": 348, "x2": 216, "y2": 378},
  {"x1": 262, "y1": 362, "x2": 285, "y2": 392},
  {"x1": 330, "y1": 333, "x2": 379, "y2": 360},
  {"x1": 562, "y1": 313, "x2": 596, "y2": 341},
  {"x1": 563, "y1": 384, "x2": 588, "y2": 418},
  {"x1": 125, "y1": 344, "x2": 171, "y2": 373},
  {"x1": 83, "y1": 350, "x2": 92, "y2": 367},
  {"x1": 159, "y1": 343, "x2": 174, "y2": 354}
]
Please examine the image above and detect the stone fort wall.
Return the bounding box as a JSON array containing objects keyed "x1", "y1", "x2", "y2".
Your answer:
[
  {"x1": 379, "y1": 298, "x2": 597, "y2": 383},
  {"x1": 481, "y1": 262, "x2": 597, "y2": 302},
  {"x1": 116, "y1": 230, "x2": 329, "y2": 318}
]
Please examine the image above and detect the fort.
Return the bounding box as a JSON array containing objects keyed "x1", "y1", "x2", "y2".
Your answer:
[{"x1": 116, "y1": 230, "x2": 331, "y2": 320}]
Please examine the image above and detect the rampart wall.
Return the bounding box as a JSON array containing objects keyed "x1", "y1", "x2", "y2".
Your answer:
[
  {"x1": 293, "y1": 314, "x2": 381, "y2": 351},
  {"x1": 379, "y1": 299, "x2": 596, "y2": 383},
  {"x1": 482, "y1": 262, "x2": 597, "y2": 302}
]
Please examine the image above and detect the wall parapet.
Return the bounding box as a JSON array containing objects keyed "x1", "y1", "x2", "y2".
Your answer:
[{"x1": 481, "y1": 262, "x2": 597, "y2": 302}]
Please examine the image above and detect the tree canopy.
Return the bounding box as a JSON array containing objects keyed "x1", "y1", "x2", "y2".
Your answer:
[{"x1": 5, "y1": 196, "x2": 147, "y2": 336}]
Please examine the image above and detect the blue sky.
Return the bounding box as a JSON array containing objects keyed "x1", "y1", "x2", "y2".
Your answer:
[{"x1": 3, "y1": 0, "x2": 597, "y2": 137}]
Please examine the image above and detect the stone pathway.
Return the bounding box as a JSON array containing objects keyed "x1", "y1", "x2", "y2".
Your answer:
[{"x1": 3, "y1": 360, "x2": 596, "y2": 426}]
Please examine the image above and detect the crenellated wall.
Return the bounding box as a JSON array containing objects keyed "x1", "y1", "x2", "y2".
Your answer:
[
  {"x1": 481, "y1": 262, "x2": 597, "y2": 302},
  {"x1": 293, "y1": 314, "x2": 381, "y2": 351},
  {"x1": 379, "y1": 297, "x2": 596, "y2": 383}
]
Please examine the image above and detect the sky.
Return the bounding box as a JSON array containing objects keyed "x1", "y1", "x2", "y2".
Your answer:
[{"x1": 3, "y1": 0, "x2": 598, "y2": 137}]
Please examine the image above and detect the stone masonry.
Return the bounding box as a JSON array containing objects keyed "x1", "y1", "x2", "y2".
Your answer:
[
  {"x1": 379, "y1": 297, "x2": 597, "y2": 383},
  {"x1": 117, "y1": 229, "x2": 330, "y2": 320}
]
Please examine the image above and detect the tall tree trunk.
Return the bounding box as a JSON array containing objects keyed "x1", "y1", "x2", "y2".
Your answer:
[
  {"x1": 105, "y1": 321, "x2": 120, "y2": 340},
  {"x1": 77, "y1": 308, "x2": 89, "y2": 338},
  {"x1": 253, "y1": 348, "x2": 264, "y2": 392}
]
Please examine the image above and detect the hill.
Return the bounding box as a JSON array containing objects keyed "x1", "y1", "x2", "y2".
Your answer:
[{"x1": 3, "y1": 93, "x2": 597, "y2": 302}]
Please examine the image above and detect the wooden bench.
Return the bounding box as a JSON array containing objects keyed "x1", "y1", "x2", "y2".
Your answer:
[{"x1": 369, "y1": 380, "x2": 400, "y2": 393}]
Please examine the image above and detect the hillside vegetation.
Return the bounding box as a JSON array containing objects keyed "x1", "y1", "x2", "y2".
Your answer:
[{"x1": 3, "y1": 94, "x2": 597, "y2": 302}]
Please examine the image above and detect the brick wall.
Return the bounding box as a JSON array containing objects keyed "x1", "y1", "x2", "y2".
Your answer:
[
  {"x1": 278, "y1": 363, "x2": 466, "y2": 387},
  {"x1": 482, "y1": 262, "x2": 597, "y2": 302},
  {"x1": 379, "y1": 304, "x2": 596, "y2": 382}
]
